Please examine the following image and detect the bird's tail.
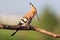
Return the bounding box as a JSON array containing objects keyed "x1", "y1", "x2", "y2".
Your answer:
[{"x1": 11, "y1": 30, "x2": 18, "y2": 36}]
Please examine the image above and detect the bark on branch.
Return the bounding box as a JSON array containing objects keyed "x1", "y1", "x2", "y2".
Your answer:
[{"x1": 0, "y1": 24, "x2": 60, "y2": 38}]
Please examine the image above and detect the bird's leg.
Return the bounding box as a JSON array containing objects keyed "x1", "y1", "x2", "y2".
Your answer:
[{"x1": 25, "y1": 25, "x2": 30, "y2": 29}]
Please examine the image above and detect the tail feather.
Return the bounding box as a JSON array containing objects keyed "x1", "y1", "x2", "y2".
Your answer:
[{"x1": 11, "y1": 30, "x2": 18, "y2": 36}]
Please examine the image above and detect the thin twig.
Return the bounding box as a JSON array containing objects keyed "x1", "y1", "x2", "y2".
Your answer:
[{"x1": 32, "y1": 26, "x2": 60, "y2": 38}]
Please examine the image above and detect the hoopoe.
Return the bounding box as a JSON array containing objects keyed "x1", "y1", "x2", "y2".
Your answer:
[
  {"x1": 11, "y1": 3, "x2": 37, "y2": 36},
  {"x1": 18, "y1": 3, "x2": 37, "y2": 27}
]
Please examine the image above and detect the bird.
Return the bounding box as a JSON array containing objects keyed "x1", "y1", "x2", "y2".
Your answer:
[{"x1": 11, "y1": 2, "x2": 37, "y2": 36}]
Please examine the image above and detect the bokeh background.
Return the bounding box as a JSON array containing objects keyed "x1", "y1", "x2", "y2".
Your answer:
[{"x1": 0, "y1": 0, "x2": 60, "y2": 40}]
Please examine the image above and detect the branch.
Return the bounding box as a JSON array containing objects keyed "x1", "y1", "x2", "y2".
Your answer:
[
  {"x1": 0, "y1": 24, "x2": 60, "y2": 38},
  {"x1": 32, "y1": 26, "x2": 60, "y2": 38}
]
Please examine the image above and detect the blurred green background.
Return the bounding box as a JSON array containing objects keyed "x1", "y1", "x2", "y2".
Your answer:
[{"x1": 0, "y1": 6, "x2": 60, "y2": 40}]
